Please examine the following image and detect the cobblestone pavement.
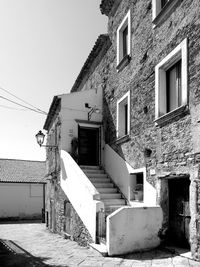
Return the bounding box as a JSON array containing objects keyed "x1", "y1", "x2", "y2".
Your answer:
[{"x1": 0, "y1": 223, "x2": 200, "y2": 267}]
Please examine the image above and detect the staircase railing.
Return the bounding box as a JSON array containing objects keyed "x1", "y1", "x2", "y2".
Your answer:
[{"x1": 60, "y1": 150, "x2": 104, "y2": 241}]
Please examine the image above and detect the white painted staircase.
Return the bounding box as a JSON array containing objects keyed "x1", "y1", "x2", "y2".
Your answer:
[
  {"x1": 81, "y1": 165, "x2": 127, "y2": 254},
  {"x1": 81, "y1": 166, "x2": 127, "y2": 214}
]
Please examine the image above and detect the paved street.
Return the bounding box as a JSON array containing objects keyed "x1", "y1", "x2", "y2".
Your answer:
[{"x1": 0, "y1": 223, "x2": 199, "y2": 267}]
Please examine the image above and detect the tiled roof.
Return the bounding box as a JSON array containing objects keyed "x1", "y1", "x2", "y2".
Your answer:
[
  {"x1": 0, "y1": 159, "x2": 46, "y2": 183},
  {"x1": 71, "y1": 34, "x2": 111, "y2": 93},
  {"x1": 43, "y1": 96, "x2": 61, "y2": 131}
]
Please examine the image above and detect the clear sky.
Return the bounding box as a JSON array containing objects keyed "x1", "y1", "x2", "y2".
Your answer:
[{"x1": 0, "y1": 0, "x2": 107, "y2": 161}]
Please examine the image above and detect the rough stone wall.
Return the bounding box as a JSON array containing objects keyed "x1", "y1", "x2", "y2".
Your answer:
[
  {"x1": 46, "y1": 179, "x2": 92, "y2": 246},
  {"x1": 46, "y1": 116, "x2": 61, "y2": 177},
  {"x1": 45, "y1": 0, "x2": 200, "y2": 257},
  {"x1": 102, "y1": 0, "x2": 200, "y2": 260},
  {"x1": 104, "y1": 0, "x2": 200, "y2": 169},
  {"x1": 63, "y1": 200, "x2": 93, "y2": 247},
  {"x1": 45, "y1": 111, "x2": 93, "y2": 246},
  {"x1": 73, "y1": 48, "x2": 111, "y2": 96}
]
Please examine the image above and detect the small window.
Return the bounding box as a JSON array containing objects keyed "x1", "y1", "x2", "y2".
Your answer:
[
  {"x1": 117, "y1": 10, "x2": 131, "y2": 69},
  {"x1": 122, "y1": 26, "x2": 128, "y2": 58},
  {"x1": 166, "y1": 60, "x2": 182, "y2": 112},
  {"x1": 152, "y1": 0, "x2": 181, "y2": 26},
  {"x1": 161, "y1": 0, "x2": 169, "y2": 8},
  {"x1": 117, "y1": 91, "x2": 130, "y2": 139},
  {"x1": 155, "y1": 38, "x2": 188, "y2": 122},
  {"x1": 130, "y1": 172, "x2": 144, "y2": 202}
]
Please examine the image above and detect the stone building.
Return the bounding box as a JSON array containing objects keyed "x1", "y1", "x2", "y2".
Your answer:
[{"x1": 43, "y1": 0, "x2": 200, "y2": 260}]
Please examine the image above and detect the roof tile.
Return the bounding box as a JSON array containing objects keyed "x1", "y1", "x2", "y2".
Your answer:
[{"x1": 0, "y1": 159, "x2": 46, "y2": 183}]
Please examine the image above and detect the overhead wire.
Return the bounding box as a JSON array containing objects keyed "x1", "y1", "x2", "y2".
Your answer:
[
  {"x1": 0, "y1": 104, "x2": 25, "y2": 111},
  {"x1": 0, "y1": 95, "x2": 47, "y2": 115},
  {"x1": 0, "y1": 86, "x2": 47, "y2": 115}
]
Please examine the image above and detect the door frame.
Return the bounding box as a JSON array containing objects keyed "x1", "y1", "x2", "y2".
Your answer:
[
  {"x1": 76, "y1": 120, "x2": 102, "y2": 166},
  {"x1": 167, "y1": 176, "x2": 190, "y2": 247},
  {"x1": 159, "y1": 175, "x2": 191, "y2": 248}
]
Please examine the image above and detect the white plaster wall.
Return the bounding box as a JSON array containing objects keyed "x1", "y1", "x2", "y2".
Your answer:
[
  {"x1": 103, "y1": 144, "x2": 133, "y2": 198},
  {"x1": 0, "y1": 183, "x2": 44, "y2": 218},
  {"x1": 60, "y1": 88, "x2": 103, "y2": 153},
  {"x1": 60, "y1": 150, "x2": 104, "y2": 241},
  {"x1": 103, "y1": 145, "x2": 157, "y2": 206},
  {"x1": 144, "y1": 179, "x2": 157, "y2": 205},
  {"x1": 107, "y1": 206, "x2": 163, "y2": 256}
]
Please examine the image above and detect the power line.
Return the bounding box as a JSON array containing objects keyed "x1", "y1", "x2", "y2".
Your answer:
[
  {"x1": 0, "y1": 104, "x2": 25, "y2": 111},
  {"x1": 0, "y1": 86, "x2": 47, "y2": 114},
  {"x1": 0, "y1": 95, "x2": 47, "y2": 115}
]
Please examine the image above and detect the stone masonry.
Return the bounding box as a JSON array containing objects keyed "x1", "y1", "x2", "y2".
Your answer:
[
  {"x1": 44, "y1": 104, "x2": 93, "y2": 246},
  {"x1": 44, "y1": 0, "x2": 200, "y2": 260},
  {"x1": 100, "y1": 0, "x2": 200, "y2": 261}
]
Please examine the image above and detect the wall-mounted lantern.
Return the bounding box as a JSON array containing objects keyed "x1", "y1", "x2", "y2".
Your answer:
[
  {"x1": 85, "y1": 103, "x2": 100, "y2": 121},
  {"x1": 35, "y1": 130, "x2": 58, "y2": 149}
]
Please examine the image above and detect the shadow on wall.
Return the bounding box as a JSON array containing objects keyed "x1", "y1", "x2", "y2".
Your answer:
[
  {"x1": 0, "y1": 219, "x2": 42, "y2": 224},
  {"x1": 0, "y1": 239, "x2": 67, "y2": 267},
  {"x1": 103, "y1": 96, "x2": 125, "y2": 159},
  {"x1": 103, "y1": 94, "x2": 147, "y2": 164}
]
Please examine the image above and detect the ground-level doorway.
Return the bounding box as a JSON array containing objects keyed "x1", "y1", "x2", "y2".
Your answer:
[
  {"x1": 167, "y1": 177, "x2": 190, "y2": 248},
  {"x1": 78, "y1": 126, "x2": 100, "y2": 166}
]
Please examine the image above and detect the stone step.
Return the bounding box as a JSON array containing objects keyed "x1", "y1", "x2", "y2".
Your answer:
[
  {"x1": 86, "y1": 173, "x2": 108, "y2": 179},
  {"x1": 94, "y1": 183, "x2": 114, "y2": 188},
  {"x1": 80, "y1": 165, "x2": 101, "y2": 170},
  {"x1": 83, "y1": 169, "x2": 105, "y2": 174},
  {"x1": 100, "y1": 193, "x2": 122, "y2": 199},
  {"x1": 103, "y1": 199, "x2": 126, "y2": 205},
  {"x1": 97, "y1": 188, "x2": 118, "y2": 193},
  {"x1": 81, "y1": 166, "x2": 127, "y2": 213},
  {"x1": 90, "y1": 178, "x2": 110, "y2": 183}
]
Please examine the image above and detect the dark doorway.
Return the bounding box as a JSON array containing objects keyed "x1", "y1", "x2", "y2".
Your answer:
[
  {"x1": 78, "y1": 126, "x2": 99, "y2": 166},
  {"x1": 168, "y1": 177, "x2": 190, "y2": 248}
]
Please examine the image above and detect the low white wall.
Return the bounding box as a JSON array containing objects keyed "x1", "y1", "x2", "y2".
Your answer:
[
  {"x1": 60, "y1": 150, "x2": 104, "y2": 241},
  {"x1": 103, "y1": 145, "x2": 157, "y2": 206},
  {"x1": 103, "y1": 144, "x2": 133, "y2": 199},
  {"x1": 107, "y1": 206, "x2": 163, "y2": 256},
  {"x1": 0, "y1": 183, "x2": 44, "y2": 218}
]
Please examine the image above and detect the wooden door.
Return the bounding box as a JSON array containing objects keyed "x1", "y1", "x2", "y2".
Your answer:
[
  {"x1": 78, "y1": 127, "x2": 99, "y2": 166},
  {"x1": 168, "y1": 178, "x2": 190, "y2": 248}
]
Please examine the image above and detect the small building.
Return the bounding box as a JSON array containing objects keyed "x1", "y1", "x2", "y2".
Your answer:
[{"x1": 0, "y1": 159, "x2": 46, "y2": 221}]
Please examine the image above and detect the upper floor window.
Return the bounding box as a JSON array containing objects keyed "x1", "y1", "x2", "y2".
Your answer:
[
  {"x1": 122, "y1": 26, "x2": 128, "y2": 58},
  {"x1": 117, "y1": 91, "x2": 130, "y2": 139},
  {"x1": 161, "y1": 0, "x2": 169, "y2": 8},
  {"x1": 166, "y1": 60, "x2": 181, "y2": 113},
  {"x1": 155, "y1": 38, "x2": 188, "y2": 124},
  {"x1": 117, "y1": 10, "x2": 131, "y2": 70},
  {"x1": 152, "y1": 0, "x2": 181, "y2": 25}
]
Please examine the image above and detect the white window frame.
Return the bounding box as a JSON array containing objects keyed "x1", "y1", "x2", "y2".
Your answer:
[
  {"x1": 117, "y1": 10, "x2": 131, "y2": 66},
  {"x1": 129, "y1": 167, "x2": 146, "y2": 203},
  {"x1": 152, "y1": 0, "x2": 165, "y2": 19},
  {"x1": 155, "y1": 38, "x2": 188, "y2": 121},
  {"x1": 116, "y1": 91, "x2": 130, "y2": 139},
  {"x1": 152, "y1": 0, "x2": 181, "y2": 25}
]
